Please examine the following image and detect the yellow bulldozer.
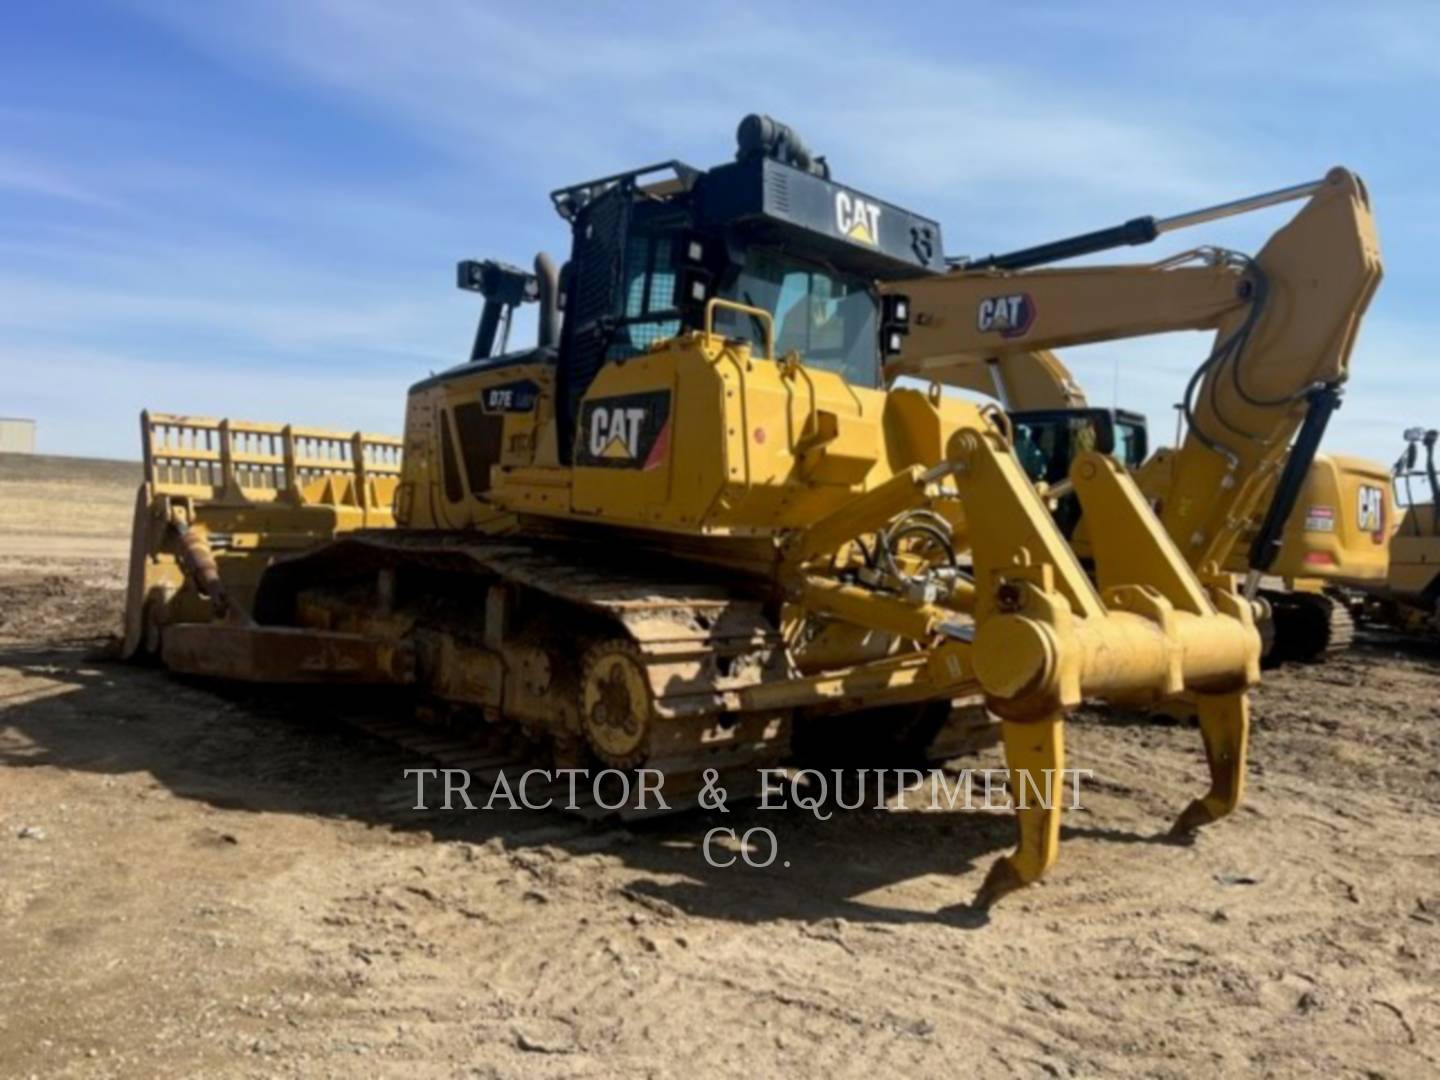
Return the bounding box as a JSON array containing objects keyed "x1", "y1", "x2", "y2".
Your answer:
[{"x1": 121, "y1": 116, "x2": 1380, "y2": 905}]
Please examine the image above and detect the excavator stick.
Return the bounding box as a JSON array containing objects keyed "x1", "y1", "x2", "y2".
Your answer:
[{"x1": 121, "y1": 411, "x2": 402, "y2": 658}]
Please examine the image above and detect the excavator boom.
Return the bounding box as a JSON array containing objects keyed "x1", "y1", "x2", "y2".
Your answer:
[{"x1": 886, "y1": 169, "x2": 1382, "y2": 581}]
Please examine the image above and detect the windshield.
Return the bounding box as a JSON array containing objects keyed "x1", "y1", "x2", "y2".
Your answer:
[{"x1": 717, "y1": 250, "x2": 879, "y2": 387}]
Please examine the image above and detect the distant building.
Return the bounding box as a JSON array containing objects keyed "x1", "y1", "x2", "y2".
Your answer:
[{"x1": 0, "y1": 418, "x2": 37, "y2": 454}]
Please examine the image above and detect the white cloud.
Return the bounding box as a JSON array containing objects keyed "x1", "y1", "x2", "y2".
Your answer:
[
  {"x1": 1104, "y1": 5, "x2": 1440, "y2": 86},
  {"x1": 0, "y1": 274, "x2": 445, "y2": 357}
]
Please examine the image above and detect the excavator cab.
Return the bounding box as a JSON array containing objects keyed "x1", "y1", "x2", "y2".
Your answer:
[{"x1": 1010, "y1": 407, "x2": 1149, "y2": 535}]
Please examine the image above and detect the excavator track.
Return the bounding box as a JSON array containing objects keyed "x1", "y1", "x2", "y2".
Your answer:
[{"x1": 1264, "y1": 589, "x2": 1355, "y2": 664}]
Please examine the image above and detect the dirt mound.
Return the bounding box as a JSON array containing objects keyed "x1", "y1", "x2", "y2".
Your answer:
[{"x1": 0, "y1": 568, "x2": 124, "y2": 644}]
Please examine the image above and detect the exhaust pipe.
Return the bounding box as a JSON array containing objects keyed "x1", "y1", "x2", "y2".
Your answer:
[{"x1": 535, "y1": 252, "x2": 560, "y2": 348}]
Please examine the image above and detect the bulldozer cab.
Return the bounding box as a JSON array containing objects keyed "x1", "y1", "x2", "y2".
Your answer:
[{"x1": 540, "y1": 118, "x2": 944, "y2": 460}]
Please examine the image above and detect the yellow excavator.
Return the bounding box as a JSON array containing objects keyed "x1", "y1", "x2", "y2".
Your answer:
[
  {"x1": 1352, "y1": 427, "x2": 1439, "y2": 636},
  {"x1": 122, "y1": 116, "x2": 1380, "y2": 905},
  {"x1": 882, "y1": 183, "x2": 1385, "y2": 666},
  {"x1": 882, "y1": 343, "x2": 1391, "y2": 663}
]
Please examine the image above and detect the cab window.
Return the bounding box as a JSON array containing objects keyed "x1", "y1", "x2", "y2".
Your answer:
[
  {"x1": 610, "y1": 232, "x2": 681, "y2": 360},
  {"x1": 718, "y1": 250, "x2": 879, "y2": 387}
]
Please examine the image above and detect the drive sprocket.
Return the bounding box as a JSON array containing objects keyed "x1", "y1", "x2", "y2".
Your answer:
[{"x1": 580, "y1": 639, "x2": 654, "y2": 768}]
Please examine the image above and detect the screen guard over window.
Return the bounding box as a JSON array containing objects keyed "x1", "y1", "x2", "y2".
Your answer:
[{"x1": 607, "y1": 232, "x2": 682, "y2": 361}]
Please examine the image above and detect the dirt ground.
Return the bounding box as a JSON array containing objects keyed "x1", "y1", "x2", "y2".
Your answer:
[{"x1": 2, "y1": 453, "x2": 1438, "y2": 1078}]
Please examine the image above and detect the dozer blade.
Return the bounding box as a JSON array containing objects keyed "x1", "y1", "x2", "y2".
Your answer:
[{"x1": 122, "y1": 410, "x2": 402, "y2": 659}]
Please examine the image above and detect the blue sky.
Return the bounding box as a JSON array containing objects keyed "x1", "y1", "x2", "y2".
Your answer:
[{"x1": 2, "y1": 1, "x2": 1436, "y2": 462}]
